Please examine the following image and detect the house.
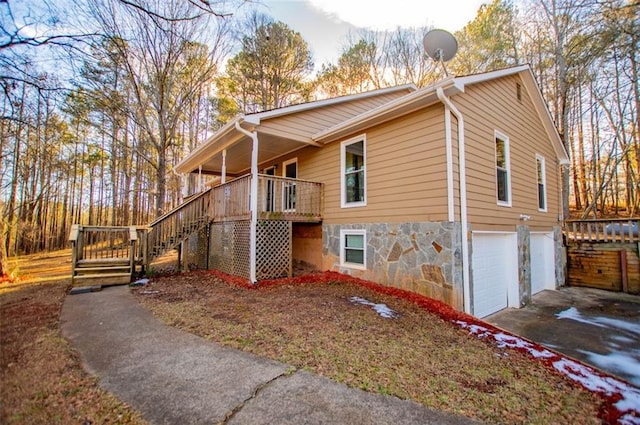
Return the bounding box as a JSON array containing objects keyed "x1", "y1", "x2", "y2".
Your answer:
[{"x1": 174, "y1": 64, "x2": 570, "y2": 318}]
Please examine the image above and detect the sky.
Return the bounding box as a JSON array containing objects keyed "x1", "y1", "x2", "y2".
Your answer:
[{"x1": 253, "y1": 0, "x2": 488, "y2": 68}]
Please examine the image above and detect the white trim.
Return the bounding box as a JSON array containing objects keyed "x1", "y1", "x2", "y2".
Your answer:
[
  {"x1": 340, "y1": 135, "x2": 367, "y2": 208},
  {"x1": 340, "y1": 229, "x2": 367, "y2": 270},
  {"x1": 234, "y1": 120, "x2": 259, "y2": 284},
  {"x1": 436, "y1": 89, "x2": 470, "y2": 314},
  {"x1": 282, "y1": 157, "x2": 298, "y2": 178},
  {"x1": 444, "y1": 107, "x2": 455, "y2": 222},
  {"x1": 495, "y1": 130, "x2": 512, "y2": 207},
  {"x1": 247, "y1": 84, "x2": 417, "y2": 123},
  {"x1": 530, "y1": 231, "x2": 556, "y2": 293},
  {"x1": 314, "y1": 79, "x2": 463, "y2": 143},
  {"x1": 282, "y1": 158, "x2": 298, "y2": 212},
  {"x1": 536, "y1": 154, "x2": 548, "y2": 212},
  {"x1": 221, "y1": 149, "x2": 227, "y2": 183},
  {"x1": 471, "y1": 231, "x2": 520, "y2": 316},
  {"x1": 455, "y1": 65, "x2": 530, "y2": 86}
]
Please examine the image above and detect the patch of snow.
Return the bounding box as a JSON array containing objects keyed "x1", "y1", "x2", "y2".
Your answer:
[
  {"x1": 620, "y1": 413, "x2": 640, "y2": 425},
  {"x1": 130, "y1": 278, "x2": 150, "y2": 286},
  {"x1": 578, "y1": 350, "x2": 640, "y2": 387},
  {"x1": 455, "y1": 321, "x2": 554, "y2": 359},
  {"x1": 455, "y1": 319, "x2": 640, "y2": 422},
  {"x1": 556, "y1": 307, "x2": 640, "y2": 336},
  {"x1": 612, "y1": 335, "x2": 637, "y2": 345},
  {"x1": 349, "y1": 296, "x2": 399, "y2": 319}
]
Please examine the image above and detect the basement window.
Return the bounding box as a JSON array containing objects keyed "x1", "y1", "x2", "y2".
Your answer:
[{"x1": 340, "y1": 229, "x2": 366, "y2": 269}]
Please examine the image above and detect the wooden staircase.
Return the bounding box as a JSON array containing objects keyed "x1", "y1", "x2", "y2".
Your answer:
[
  {"x1": 147, "y1": 189, "x2": 212, "y2": 261},
  {"x1": 69, "y1": 189, "x2": 213, "y2": 286}
]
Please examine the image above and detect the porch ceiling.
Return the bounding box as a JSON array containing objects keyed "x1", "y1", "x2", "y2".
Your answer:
[{"x1": 190, "y1": 131, "x2": 310, "y2": 176}]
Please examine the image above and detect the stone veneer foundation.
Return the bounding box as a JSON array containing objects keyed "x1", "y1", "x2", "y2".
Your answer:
[{"x1": 323, "y1": 222, "x2": 463, "y2": 310}]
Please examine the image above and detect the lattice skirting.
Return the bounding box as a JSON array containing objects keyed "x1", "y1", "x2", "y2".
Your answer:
[
  {"x1": 209, "y1": 220, "x2": 292, "y2": 280},
  {"x1": 256, "y1": 220, "x2": 291, "y2": 280},
  {"x1": 209, "y1": 221, "x2": 251, "y2": 280}
]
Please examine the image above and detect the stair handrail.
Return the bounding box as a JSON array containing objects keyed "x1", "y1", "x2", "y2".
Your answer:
[
  {"x1": 146, "y1": 188, "x2": 213, "y2": 265},
  {"x1": 149, "y1": 188, "x2": 212, "y2": 227}
]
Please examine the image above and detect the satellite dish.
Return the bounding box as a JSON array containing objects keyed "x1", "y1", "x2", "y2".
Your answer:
[{"x1": 423, "y1": 29, "x2": 458, "y2": 76}]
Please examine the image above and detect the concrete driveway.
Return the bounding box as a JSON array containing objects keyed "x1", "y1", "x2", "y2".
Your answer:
[{"x1": 485, "y1": 286, "x2": 640, "y2": 387}]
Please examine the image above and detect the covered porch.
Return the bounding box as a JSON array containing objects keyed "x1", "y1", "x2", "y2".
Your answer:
[{"x1": 175, "y1": 114, "x2": 325, "y2": 283}]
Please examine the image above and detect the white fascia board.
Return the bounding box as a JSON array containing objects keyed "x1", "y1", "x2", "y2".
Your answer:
[
  {"x1": 455, "y1": 64, "x2": 530, "y2": 86},
  {"x1": 518, "y1": 68, "x2": 570, "y2": 165},
  {"x1": 313, "y1": 79, "x2": 462, "y2": 143},
  {"x1": 249, "y1": 84, "x2": 417, "y2": 122},
  {"x1": 175, "y1": 115, "x2": 245, "y2": 174}
]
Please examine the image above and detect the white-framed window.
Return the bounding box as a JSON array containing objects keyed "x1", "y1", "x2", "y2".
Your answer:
[
  {"x1": 495, "y1": 131, "x2": 511, "y2": 206},
  {"x1": 536, "y1": 154, "x2": 547, "y2": 212},
  {"x1": 341, "y1": 135, "x2": 366, "y2": 208},
  {"x1": 340, "y1": 229, "x2": 366, "y2": 269}
]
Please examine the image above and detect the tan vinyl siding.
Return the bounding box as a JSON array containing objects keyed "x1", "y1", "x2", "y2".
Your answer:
[
  {"x1": 295, "y1": 106, "x2": 449, "y2": 224},
  {"x1": 259, "y1": 92, "x2": 409, "y2": 141},
  {"x1": 456, "y1": 74, "x2": 561, "y2": 231}
]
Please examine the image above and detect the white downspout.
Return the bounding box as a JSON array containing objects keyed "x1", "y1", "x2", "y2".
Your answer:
[
  {"x1": 444, "y1": 107, "x2": 455, "y2": 222},
  {"x1": 437, "y1": 88, "x2": 471, "y2": 314},
  {"x1": 235, "y1": 119, "x2": 259, "y2": 284}
]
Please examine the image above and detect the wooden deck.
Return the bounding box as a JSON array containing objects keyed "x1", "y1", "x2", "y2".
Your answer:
[{"x1": 565, "y1": 219, "x2": 640, "y2": 294}]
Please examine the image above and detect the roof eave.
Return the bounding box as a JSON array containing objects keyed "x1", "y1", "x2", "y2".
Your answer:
[
  {"x1": 312, "y1": 79, "x2": 463, "y2": 144},
  {"x1": 175, "y1": 115, "x2": 244, "y2": 174}
]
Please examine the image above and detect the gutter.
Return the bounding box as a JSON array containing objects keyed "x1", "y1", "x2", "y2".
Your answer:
[
  {"x1": 437, "y1": 88, "x2": 471, "y2": 315},
  {"x1": 234, "y1": 119, "x2": 259, "y2": 284}
]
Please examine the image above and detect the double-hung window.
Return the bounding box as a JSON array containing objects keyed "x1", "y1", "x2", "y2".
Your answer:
[
  {"x1": 536, "y1": 154, "x2": 547, "y2": 211},
  {"x1": 340, "y1": 229, "x2": 366, "y2": 269},
  {"x1": 341, "y1": 136, "x2": 366, "y2": 207},
  {"x1": 495, "y1": 132, "x2": 511, "y2": 206}
]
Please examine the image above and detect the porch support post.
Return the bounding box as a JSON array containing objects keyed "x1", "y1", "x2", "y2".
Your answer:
[
  {"x1": 235, "y1": 120, "x2": 259, "y2": 284},
  {"x1": 221, "y1": 149, "x2": 227, "y2": 184},
  {"x1": 198, "y1": 165, "x2": 202, "y2": 192}
]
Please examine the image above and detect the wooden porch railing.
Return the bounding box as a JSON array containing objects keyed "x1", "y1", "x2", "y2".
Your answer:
[
  {"x1": 212, "y1": 175, "x2": 251, "y2": 221},
  {"x1": 565, "y1": 218, "x2": 640, "y2": 243},
  {"x1": 212, "y1": 174, "x2": 323, "y2": 222},
  {"x1": 147, "y1": 188, "x2": 213, "y2": 261}
]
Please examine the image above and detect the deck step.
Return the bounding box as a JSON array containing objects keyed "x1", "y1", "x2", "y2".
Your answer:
[
  {"x1": 74, "y1": 265, "x2": 132, "y2": 273},
  {"x1": 77, "y1": 258, "x2": 131, "y2": 266},
  {"x1": 72, "y1": 272, "x2": 132, "y2": 286},
  {"x1": 73, "y1": 272, "x2": 131, "y2": 279}
]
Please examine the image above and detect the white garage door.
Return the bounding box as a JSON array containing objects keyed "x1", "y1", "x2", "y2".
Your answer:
[
  {"x1": 531, "y1": 233, "x2": 555, "y2": 295},
  {"x1": 472, "y1": 233, "x2": 517, "y2": 318}
]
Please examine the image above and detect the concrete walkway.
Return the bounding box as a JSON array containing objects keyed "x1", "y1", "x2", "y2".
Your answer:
[{"x1": 61, "y1": 286, "x2": 479, "y2": 425}]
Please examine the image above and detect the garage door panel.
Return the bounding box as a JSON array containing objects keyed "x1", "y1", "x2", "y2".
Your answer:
[
  {"x1": 531, "y1": 233, "x2": 555, "y2": 295},
  {"x1": 472, "y1": 233, "x2": 515, "y2": 318}
]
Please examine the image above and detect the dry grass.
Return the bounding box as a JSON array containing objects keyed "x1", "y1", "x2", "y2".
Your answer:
[
  {"x1": 134, "y1": 272, "x2": 603, "y2": 425},
  {"x1": 0, "y1": 260, "x2": 146, "y2": 424}
]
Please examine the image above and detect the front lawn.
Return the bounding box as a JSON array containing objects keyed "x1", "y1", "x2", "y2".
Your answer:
[{"x1": 133, "y1": 271, "x2": 605, "y2": 424}]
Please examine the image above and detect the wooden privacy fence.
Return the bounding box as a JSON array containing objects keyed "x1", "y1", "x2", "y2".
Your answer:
[{"x1": 565, "y1": 219, "x2": 640, "y2": 294}]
